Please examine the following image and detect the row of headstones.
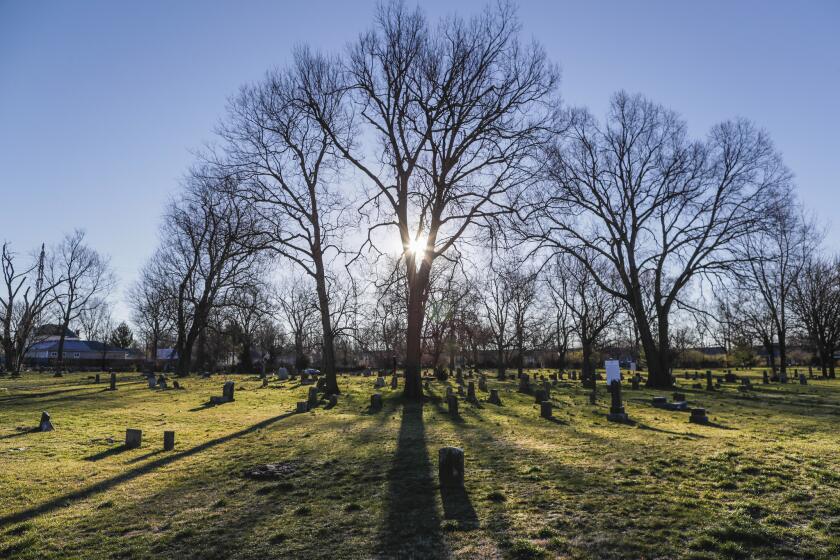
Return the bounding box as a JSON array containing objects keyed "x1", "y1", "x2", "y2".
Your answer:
[
  {"x1": 684, "y1": 369, "x2": 811, "y2": 388},
  {"x1": 35, "y1": 413, "x2": 177, "y2": 450}
]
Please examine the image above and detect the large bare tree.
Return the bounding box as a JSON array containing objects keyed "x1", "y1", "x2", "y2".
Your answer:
[
  {"x1": 791, "y1": 256, "x2": 840, "y2": 377},
  {"x1": 220, "y1": 58, "x2": 351, "y2": 395},
  {"x1": 524, "y1": 92, "x2": 790, "y2": 387},
  {"x1": 301, "y1": 2, "x2": 558, "y2": 398}
]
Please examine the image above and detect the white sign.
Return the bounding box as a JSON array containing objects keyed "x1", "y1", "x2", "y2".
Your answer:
[{"x1": 605, "y1": 360, "x2": 622, "y2": 385}]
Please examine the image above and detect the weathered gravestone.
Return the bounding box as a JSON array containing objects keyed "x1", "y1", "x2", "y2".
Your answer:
[
  {"x1": 438, "y1": 447, "x2": 464, "y2": 487},
  {"x1": 125, "y1": 428, "x2": 142, "y2": 449},
  {"x1": 488, "y1": 389, "x2": 502, "y2": 406},
  {"x1": 689, "y1": 408, "x2": 709, "y2": 424},
  {"x1": 296, "y1": 401, "x2": 308, "y2": 413},
  {"x1": 518, "y1": 374, "x2": 531, "y2": 393},
  {"x1": 370, "y1": 393, "x2": 382, "y2": 411},
  {"x1": 780, "y1": 370, "x2": 788, "y2": 384},
  {"x1": 109, "y1": 372, "x2": 117, "y2": 391},
  {"x1": 467, "y1": 381, "x2": 477, "y2": 403},
  {"x1": 800, "y1": 373, "x2": 807, "y2": 385},
  {"x1": 39, "y1": 411, "x2": 54, "y2": 432},
  {"x1": 540, "y1": 401, "x2": 553, "y2": 419},
  {"x1": 374, "y1": 376, "x2": 385, "y2": 389},
  {"x1": 534, "y1": 389, "x2": 546, "y2": 404},
  {"x1": 457, "y1": 385, "x2": 465, "y2": 397},
  {"x1": 478, "y1": 376, "x2": 487, "y2": 392},
  {"x1": 542, "y1": 381, "x2": 551, "y2": 400},
  {"x1": 307, "y1": 387, "x2": 319, "y2": 409},
  {"x1": 390, "y1": 375, "x2": 398, "y2": 390},
  {"x1": 763, "y1": 370, "x2": 769, "y2": 384},
  {"x1": 706, "y1": 370, "x2": 714, "y2": 391},
  {"x1": 163, "y1": 430, "x2": 175, "y2": 451},
  {"x1": 276, "y1": 367, "x2": 289, "y2": 381},
  {"x1": 157, "y1": 374, "x2": 167, "y2": 389},
  {"x1": 448, "y1": 395, "x2": 459, "y2": 416},
  {"x1": 148, "y1": 376, "x2": 157, "y2": 389},
  {"x1": 94, "y1": 373, "x2": 100, "y2": 384},
  {"x1": 607, "y1": 380, "x2": 628, "y2": 422}
]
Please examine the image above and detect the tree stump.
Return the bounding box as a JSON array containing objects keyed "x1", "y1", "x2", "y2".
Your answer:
[
  {"x1": 125, "y1": 429, "x2": 142, "y2": 449},
  {"x1": 163, "y1": 430, "x2": 175, "y2": 451},
  {"x1": 39, "y1": 411, "x2": 54, "y2": 432},
  {"x1": 438, "y1": 447, "x2": 464, "y2": 488}
]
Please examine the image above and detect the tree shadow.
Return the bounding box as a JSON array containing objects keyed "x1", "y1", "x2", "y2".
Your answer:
[
  {"x1": 84, "y1": 445, "x2": 131, "y2": 461},
  {"x1": 0, "y1": 428, "x2": 38, "y2": 440},
  {"x1": 377, "y1": 400, "x2": 449, "y2": 559},
  {"x1": 0, "y1": 411, "x2": 296, "y2": 527}
]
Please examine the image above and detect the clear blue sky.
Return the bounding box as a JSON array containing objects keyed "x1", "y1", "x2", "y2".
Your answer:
[{"x1": 2, "y1": 0, "x2": 838, "y2": 321}]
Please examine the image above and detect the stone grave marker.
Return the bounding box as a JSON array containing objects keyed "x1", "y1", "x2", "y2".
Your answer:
[
  {"x1": 296, "y1": 401, "x2": 308, "y2": 413},
  {"x1": 689, "y1": 408, "x2": 709, "y2": 424},
  {"x1": 467, "y1": 381, "x2": 476, "y2": 402},
  {"x1": 374, "y1": 376, "x2": 385, "y2": 389},
  {"x1": 607, "y1": 380, "x2": 628, "y2": 422},
  {"x1": 518, "y1": 374, "x2": 531, "y2": 393},
  {"x1": 39, "y1": 411, "x2": 54, "y2": 432},
  {"x1": 447, "y1": 395, "x2": 459, "y2": 416},
  {"x1": 125, "y1": 429, "x2": 142, "y2": 449},
  {"x1": 488, "y1": 389, "x2": 502, "y2": 405},
  {"x1": 540, "y1": 401, "x2": 553, "y2": 419},
  {"x1": 370, "y1": 393, "x2": 382, "y2": 411},
  {"x1": 390, "y1": 375, "x2": 398, "y2": 390},
  {"x1": 307, "y1": 387, "x2": 319, "y2": 408},
  {"x1": 706, "y1": 370, "x2": 714, "y2": 391},
  {"x1": 438, "y1": 447, "x2": 464, "y2": 487},
  {"x1": 109, "y1": 372, "x2": 117, "y2": 391},
  {"x1": 163, "y1": 431, "x2": 175, "y2": 451}
]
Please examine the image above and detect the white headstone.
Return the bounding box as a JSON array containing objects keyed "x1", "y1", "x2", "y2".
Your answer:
[{"x1": 605, "y1": 360, "x2": 621, "y2": 385}]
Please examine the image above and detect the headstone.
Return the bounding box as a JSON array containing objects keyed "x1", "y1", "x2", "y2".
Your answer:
[
  {"x1": 488, "y1": 389, "x2": 502, "y2": 405},
  {"x1": 631, "y1": 374, "x2": 640, "y2": 390},
  {"x1": 672, "y1": 392, "x2": 686, "y2": 402},
  {"x1": 109, "y1": 372, "x2": 117, "y2": 391},
  {"x1": 163, "y1": 430, "x2": 175, "y2": 451},
  {"x1": 467, "y1": 381, "x2": 476, "y2": 402},
  {"x1": 307, "y1": 387, "x2": 319, "y2": 408},
  {"x1": 689, "y1": 408, "x2": 709, "y2": 424},
  {"x1": 363, "y1": 368, "x2": 372, "y2": 377},
  {"x1": 370, "y1": 393, "x2": 382, "y2": 410},
  {"x1": 125, "y1": 428, "x2": 142, "y2": 449},
  {"x1": 605, "y1": 360, "x2": 621, "y2": 386},
  {"x1": 438, "y1": 447, "x2": 464, "y2": 487},
  {"x1": 534, "y1": 389, "x2": 546, "y2": 404},
  {"x1": 518, "y1": 374, "x2": 531, "y2": 393},
  {"x1": 780, "y1": 370, "x2": 788, "y2": 384},
  {"x1": 296, "y1": 401, "x2": 308, "y2": 413},
  {"x1": 457, "y1": 385, "x2": 465, "y2": 397},
  {"x1": 607, "y1": 380, "x2": 628, "y2": 422},
  {"x1": 762, "y1": 370, "x2": 769, "y2": 384},
  {"x1": 39, "y1": 411, "x2": 54, "y2": 432},
  {"x1": 705, "y1": 370, "x2": 713, "y2": 391},
  {"x1": 390, "y1": 375, "x2": 398, "y2": 390},
  {"x1": 447, "y1": 395, "x2": 459, "y2": 416},
  {"x1": 173, "y1": 380, "x2": 181, "y2": 390},
  {"x1": 95, "y1": 373, "x2": 100, "y2": 384},
  {"x1": 148, "y1": 376, "x2": 157, "y2": 389},
  {"x1": 542, "y1": 380, "x2": 551, "y2": 400},
  {"x1": 799, "y1": 373, "x2": 807, "y2": 385},
  {"x1": 540, "y1": 401, "x2": 553, "y2": 419},
  {"x1": 157, "y1": 374, "x2": 167, "y2": 389},
  {"x1": 223, "y1": 381, "x2": 235, "y2": 402},
  {"x1": 589, "y1": 388, "x2": 597, "y2": 405},
  {"x1": 374, "y1": 376, "x2": 385, "y2": 389},
  {"x1": 276, "y1": 367, "x2": 289, "y2": 380},
  {"x1": 570, "y1": 371, "x2": 577, "y2": 381},
  {"x1": 478, "y1": 376, "x2": 487, "y2": 392},
  {"x1": 651, "y1": 396, "x2": 668, "y2": 408}
]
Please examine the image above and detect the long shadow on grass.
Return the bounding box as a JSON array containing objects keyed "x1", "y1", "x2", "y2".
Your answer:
[
  {"x1": 0, "y1": 411, "x2": 296, "y2": 526},
  {"x1": 378, "y1": 399, "x2": 451, "y2": 559}
]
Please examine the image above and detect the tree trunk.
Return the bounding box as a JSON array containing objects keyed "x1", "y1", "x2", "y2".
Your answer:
[
  {"x1": 404, "y1": 294, "x2": 424, "y2": 399},
  {"x1": 313, "y1": 254, "x2": 339, "y2": 395}
]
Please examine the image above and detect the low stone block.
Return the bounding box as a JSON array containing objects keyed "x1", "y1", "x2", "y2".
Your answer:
[
  {"x1": 689, "y1": 408, "x2": 709, "y2": 424},
  {"x1": 125, "y1": 428, "x2": 142, "y2": 449}
]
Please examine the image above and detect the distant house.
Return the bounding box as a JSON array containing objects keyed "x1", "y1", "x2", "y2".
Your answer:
[
  {"x1": 156, "y1": 348, "x2": 178, "y2": 362},
  {"x1": 25, "y1": 325, "x2": 141, "y2": 366}
]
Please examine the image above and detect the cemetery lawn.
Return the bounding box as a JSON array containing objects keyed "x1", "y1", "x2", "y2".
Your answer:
[{"x1": 2, "y1": 370, "x2": 840, "y2": 559}]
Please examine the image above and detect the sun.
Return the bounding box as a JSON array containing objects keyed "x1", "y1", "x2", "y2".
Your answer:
[{"x1": 406, "y1": 235, "x2": 428, "y2": 255}]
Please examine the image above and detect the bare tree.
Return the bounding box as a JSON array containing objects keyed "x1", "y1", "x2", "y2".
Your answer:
[
  {"x1": 550, "y1": 253, "x2": 621, "y2": 385},
  {"x1": 225, "y1": 282, "x2": 274, "y2": 373},
  {"x1": 128, "y1": 259, "x2": 173, "y2": 363},
  {"x1": 734, "y1": 198, "x2": 817, "y2": 379},
  {"x1": 524, "y1": 92, "x2": 790, "y2": 387},
  {"x1": 791, "y1": 256, "x2": 840, "y2": 377},
  {"x1": 301, "y1": 1, "x2": 558, "y2": 398},
  {"x1": 543, "y1": 257, "x2": 575, "y2": 372},
  {"x1": 275, "y1": 278, "x2": 318, "y2": 372},
  {"x1": 157, "y1": 167, "x2": 265, "y2": 376},
  {"x1": 47, "y1": 229, "x2": 114, "y2": 364},
  {"x1": 1, "y1": 242, "x2": 58, "y2": 375},
  {"x1": 220, "y1": 57, "x2": 351, "y2": 394}
]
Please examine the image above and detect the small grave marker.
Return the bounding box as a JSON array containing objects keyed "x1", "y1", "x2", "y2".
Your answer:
[{"x1": 125, "y1": 429, "x2": 142, "y2": 449}]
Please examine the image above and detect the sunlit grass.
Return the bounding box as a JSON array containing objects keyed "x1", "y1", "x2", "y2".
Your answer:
[{"x1": 1, "y1": 368, "x2": 839, "y2": 559}]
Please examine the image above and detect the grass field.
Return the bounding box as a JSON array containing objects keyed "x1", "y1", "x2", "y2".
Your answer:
[{"x1": 2, "y1": 368, "x2": 840, "y2": 559}]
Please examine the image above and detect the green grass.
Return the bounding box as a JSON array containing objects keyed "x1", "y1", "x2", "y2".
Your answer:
[{"x1": 1, "y1": 368, "x2": 840, "y2": 559}]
